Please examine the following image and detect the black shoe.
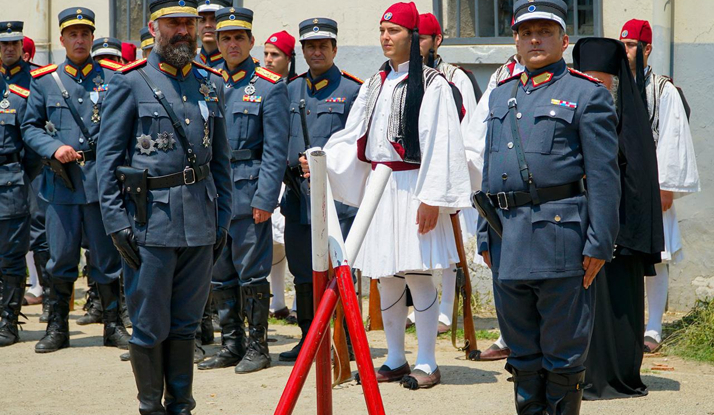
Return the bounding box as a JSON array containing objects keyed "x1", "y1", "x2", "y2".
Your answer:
[
  {"x1": 193, "y1": 339, "x2": 205, "y2": 364},
  {"x1": 97, "y1": 281, "x2": 131, "y2": 349},
  {"x1": 199, "y1": 290, "x2": 214, "y2": 345},
  {"x1": 164, "y1": 339, "x2": 196, "y2": 414},
  {"x1": 545, "y1": 370, "x2": 585, "y2": 415},
  {"x1": 129, "y1": 343, "x2": 166, "y2": 414},
  {"x1": 120, "y1": 351, "x2": 131, "y2": 362},
  {"x1": 198, "y1": 288, "x2": 246, "y2": 370},
  {"x1": 235, "y1": 285, "x2": 271, "y2": 374},
  {"x1": 279, "y1": 283, "x2": 313, "y2": 362},
  {"x1": 197, "y1": 346, "x2": 243, "y2": 370},
  {"x1": 77, "y1": 280, "x2": 102, "y2": 325},
  {"x1": 35, "y1": 281, "x2": 73, "y2": 353},
  {"x1": 0, "y1": 275, "x2": 26, "y2": 347},
  {"x1": 506, "y1": 364, "x2": 547, "y2": 415}
]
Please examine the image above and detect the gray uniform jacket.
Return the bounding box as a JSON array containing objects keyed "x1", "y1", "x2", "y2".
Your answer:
[
  {"x1": 478, "y1": 59, "x2": 620, "y2": 280},
  {"x1": 281, "y1": 64, "x2": 361, "y2": 224},
  {"x1": 219, "y1": 57, "x2": 289, "y2": 220},
  {"x1": 96, "y1": 53, "x2": 232, "y2": 247}
]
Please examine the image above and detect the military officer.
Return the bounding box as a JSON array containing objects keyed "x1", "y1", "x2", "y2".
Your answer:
[
  {"x1": 140, "y1": 27, "x2": 154, "y2": 59},
  {"x1": 196, "y1": 0, "x2": 231, "y2": 67},
  {"x1": 97, "y1": 0, "x2": 232, "y2": 412},
  {"x1": 91, "y1": 36, "x2": 125, "y2": 65},
  {"x1": 21, "y1": 7, "x2": 130, "y2": 354},
  {"x1": 477, "y1": 1, "x2": 620, "y2": 414},
  {"x1": 197, "y1": 6, "x2": 288, "y2": 374},
  {"x1": 0, "y1": 22, "x2": 34, "y2": 89},
  {"x1": 278, "y1": 17, "x2": 362, "y2": 362},
  {"x1": 0, "y1": 76, "x2": 39, "y2": 347}
]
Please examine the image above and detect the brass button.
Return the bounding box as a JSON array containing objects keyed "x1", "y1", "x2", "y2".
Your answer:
[
  {"x1": 185, "y1": 118, "x2": 190, "y2": 125},
  {"x1": 0, "y1": 121, "x2": 4, "y2": 125},
  {"x1": 516, "y1": 112, "x2": 522, "y2": 119},
  {"x1": 554, "y1": 215, "x2": 562, "y2": 222},
  {"x1": 136, "y1": 187, "x2": 141, "y2": 193},
  {"x1": 182, "y1": 96, "x2": 187, "y2": 102},
  {"x1": 243, "y1": 109, "x2": 248, "y2": 114},
  {"x1": 6, "y1": 181, "x2": 11, "y2": 185},
  {"x1": 507, "y1": 142, "x2": 514, "y2": 149},
  {"x1": 127, "y1": 186, "x2": 131, "y2": 192},
  {"x1": 56, "y1": 103, "x2": 61, "y2": 107},
  {"x1": 501, "y1": 173, "x2": 508, "y2": 180}
]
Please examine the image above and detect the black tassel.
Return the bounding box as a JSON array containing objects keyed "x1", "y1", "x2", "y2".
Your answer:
[
  {"x1": 288, "y1": 52, "x2": 296, "y2": 80},
  {"x1": 427, "y1": 48, "x2": 436, "y2": 68},
  {"x1": 402, "y1": 29, "x2": 425, "y2": 164},
  {"x1": 399, "y1": 375, "x2": 420, "y2": 390},
  {"x1": 635, "y1": 41, "x2": 647, "y2": 110}
]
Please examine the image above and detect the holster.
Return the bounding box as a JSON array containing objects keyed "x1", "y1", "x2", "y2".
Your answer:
[
  {"x1": 116, "y1": 166, "x2": 149, "y2": 226},
  {"x1": 471, "y1": 190, "x2": 503, "y2": 237},
  {"x1": 42, "y1": 158, "x2": 74, "y2": 191}
]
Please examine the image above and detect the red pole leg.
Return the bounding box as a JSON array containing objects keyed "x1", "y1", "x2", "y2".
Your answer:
[{"x1": 314, "y1": 270, "x2": 332, "y2": 415}]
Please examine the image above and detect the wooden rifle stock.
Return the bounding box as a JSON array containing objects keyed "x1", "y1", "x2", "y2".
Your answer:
[
  {"x1": 449, "y1": 214, "x2": 478, "y2": 357},
  {"x1": 366, "y1": 279, "x2": 383, "y2": 331}
]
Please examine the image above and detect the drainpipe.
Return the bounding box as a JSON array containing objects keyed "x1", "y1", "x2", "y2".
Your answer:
[
  {"x1": 33, "y1": 0, "x2": 52, "y2": 65},
  {"x1": 651, "y1": 0, "x2": 673, "y2": 77}
]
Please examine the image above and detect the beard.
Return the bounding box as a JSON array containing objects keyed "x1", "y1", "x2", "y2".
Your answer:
[{"x1": 153, "y1": 31, "x2": 197, "y2": 69}]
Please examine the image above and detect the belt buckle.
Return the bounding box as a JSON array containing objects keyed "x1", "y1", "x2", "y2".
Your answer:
[
  {"x1": 496, "y1": 192, "x2": 509, "y2": 210},
  {"x1": 76, "y1": 151, "x2": 86, "y2": 166},
  {"x1": 183, "y1": 167, "x2": 196, "y2": 185}
]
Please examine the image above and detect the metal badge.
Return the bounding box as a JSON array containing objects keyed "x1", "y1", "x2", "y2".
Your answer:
[
  {"x1": 199, "y1": 83, "x2": 212, "y2": 100},
  {"x1": 0, "y1": 99, "x2": 9, "y2": 109},
  {"x1": 156, "y1": 131, "x2": 176, "y2": 151},
  {"x1": 91, "y1": 104, "x2": 101, "y2": 123},
  {"x1": 136, "y1": 134, "x2": 157, "y2": 155},
  {"x1": 202, "y1": 122, "x2": 210, "y2": 147},
  {"x1": 45, "y1": 121, "x2": 57, "y2": 137},
  {"x1": 244, "y1": 84, "x2": 256, "y2": 95},
  {"x1": 93, "y1": 75, "x2": 103, "y2": 87}
]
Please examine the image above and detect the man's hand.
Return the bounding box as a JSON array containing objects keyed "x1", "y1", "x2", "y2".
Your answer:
[
  {"x1": 253, "y1": 208, "x2": 272, "y2": 224},
  {"x1": 582, "y1": 256, "x2": 605, "y2": 289},
  {"x1": 661, "y1": 190, "x2": 674, "y2": 212},
  {"x1": 53, "y1": 145, "x2": 80, "y2": 164},
  {"x1": 416, "y1": 203, "x2": 439, "y2": 234},
  {"x1": 111, "y1": 228, "x2": 141, "y2": 270},
  {"x1": 299, "y1": 155, "x2": 310, "y2": 179},
  {"x1": 213, "y1": 227, "x2": 228, "y2": 264},
  {"x1": 481, "y1": 250, "x2": 492, "y2": 269}
]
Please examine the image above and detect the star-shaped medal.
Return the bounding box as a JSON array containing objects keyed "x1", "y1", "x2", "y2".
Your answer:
[
  {"x1": 135, "y1": 134, "x2": 157, "y2": 155},
  {"x1": 45, "y1": 121, "x2": 57, "y2": 137},
  {"x1": 202, "y1": 123, "x2": 211, "y2": 147},
  {"x1": 156, "y1": 131, "x2": 176, "y2": 151}
]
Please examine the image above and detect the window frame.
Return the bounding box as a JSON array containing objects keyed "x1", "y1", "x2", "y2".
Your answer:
[
  {"x1": 432, "y1": 0, "x2": 603, "y2": 45},
  {"x1": 109, "y1": 0, "x2": 151, "y2": 44}
]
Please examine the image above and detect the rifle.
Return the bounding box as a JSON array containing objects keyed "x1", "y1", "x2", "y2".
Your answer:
[
  {"x1": 449, "y1": 214, "x2": 478, "y2": 358},
  {"x1": 366, "y1": 279, "x2": 383, "y2": 331}
]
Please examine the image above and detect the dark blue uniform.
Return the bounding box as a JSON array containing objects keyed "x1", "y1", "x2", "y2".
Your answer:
[
  {"x1": 196, "y1": 46, "x2": 224, "y2": 68},
  {"x1": 1, "y1": 59, "x2": 34, "y2": 90}
]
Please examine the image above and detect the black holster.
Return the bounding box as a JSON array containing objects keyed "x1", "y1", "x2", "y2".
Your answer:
[
  {"x1": 42, "y1": 158, "x2": 74, "y2": 191},
  {"x1": 116, "y1": 166, "x2": 149, "y2": 226},
  {"x1": 471, "y1": 190, "x2": 503, "y2": 237}
]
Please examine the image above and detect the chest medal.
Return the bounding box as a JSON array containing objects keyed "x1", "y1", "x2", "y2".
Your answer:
[
  {"x1": 156, "y1": 131, "x2": 176, "y2": 151},
  {"x1": 136, "y1": 134, "x2": 157, "y2": 155},
  {"x1": 45, "y1": 121, "x2": 57, "y2": 137}
]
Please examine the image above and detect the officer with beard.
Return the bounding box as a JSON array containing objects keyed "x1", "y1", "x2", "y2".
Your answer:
[{"x1": 96, "y1": 0, "x2": 232, "y2": 412}]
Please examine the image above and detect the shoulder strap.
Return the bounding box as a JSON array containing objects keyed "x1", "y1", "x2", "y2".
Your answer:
[
  {"x1": 507, "y1": 81, "x2": 540, "y2": 204},
  {"x1": 136, "y1": 68, "x2": 197, "y2": 168},
  {"x1": 49, "y1": 71, "x2": 95, "y2": 147}
]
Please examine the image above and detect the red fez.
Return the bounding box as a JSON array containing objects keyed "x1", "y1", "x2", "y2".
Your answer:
[
  {"x1": 418, "y1": 13, "x2": 441, "y2": 36},
  {"x1": 122, "y1": 42, "x2": 137, "y2": 63},
  {"x1": 381, "y1": 2, "x2": 419, "y2": 30},
  {"x1": 265, "y1": 31, "x2": 295, "y2": 57},
  {"x1": 23, "y1": 37, "x2": 36, "y2": 60},
  {"x1": 620, "y1": 19, "x2": 652, "y2": 44}
]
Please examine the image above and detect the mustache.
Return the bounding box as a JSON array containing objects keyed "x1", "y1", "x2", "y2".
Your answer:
[{"x1": 169, "y1": 34, "x2": 193, "y2": 45}]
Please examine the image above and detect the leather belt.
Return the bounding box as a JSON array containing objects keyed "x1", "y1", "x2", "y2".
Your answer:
[
  {"x1": 147, "y1": 163, "x2": 210, "y2": 190},
  {"x1": 76, "y1": 149, "x2": 96, "y2": 164},
  {"x1": 0, "y1": 153, "x2": 21, "y2": 165},
  {"x1": 488, "y1": 179, "x2": 585, "y2": 211},
  {"x1": 231, "y1": 148, "x2": 262, "y2": 162}
]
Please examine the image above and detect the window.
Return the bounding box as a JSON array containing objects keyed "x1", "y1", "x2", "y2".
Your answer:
[
  {"x1": 111, "y1": 0, "x2": 151, "y2": 43},
  {"x1": 433, "y1": 0, "x2": 602, "y2": 44}
]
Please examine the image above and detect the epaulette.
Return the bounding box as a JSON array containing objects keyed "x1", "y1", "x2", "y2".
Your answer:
[
  {"x1": 253, "y1": 57, "x2": 260, "y2": 66},
  {"x1": 289, "y1": 72, "x2": 307, "y2": 83},
  {"x1": 8, "y1": 84, "x2": 29, "y2": 99},
  {"x1": 255, "y1": 67, "x2": 281, "y2": 84},
  {"x1": 567, "y1": 68, "x2": 602, "y2": 84},
  {"x1": 497, "y1": 72, "x2": 521, "y2": 86},
  {"x1": 99, "y1": 59, "x2": 124, "y2": 71},
  {"x1": 118, "y1": 58, "x2": 148, "y2": 73},
  {"x1": 31, "y1": 64, "x2": 57, "y2": 79},
  {"x1": 341, "y1": 70, "x2": 363, "y2": 84},
  {"x1": 193, "y1": 61, "x2": 222, "y2": 76}
]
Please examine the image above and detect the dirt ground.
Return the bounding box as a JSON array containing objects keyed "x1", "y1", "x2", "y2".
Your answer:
[{"x1": 2, "y1": 286, "x2": 713, "y2": 415}]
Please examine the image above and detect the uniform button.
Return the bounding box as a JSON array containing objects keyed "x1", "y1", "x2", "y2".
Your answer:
[
  {"x1": 328, "y1": 108, "x2": 332, "y2": 113},
  {"x1": 507, "y1": 142, "x2": 514, "y2": 149},
  {"x1": 502, "y1": 173, "x2": 508, "y2": 180},
  {"x1": 78, "y1": 98, "x2": 83, "y2": 104},
  {"x1": 549, "y1": 110, "x2": 556, "y2": 116},
  {"x1": 6, "y1": 182, "x2": 11, "y2": 186},
  {"x1": 526, "y1": 91, "x2": 531, "y2": 95},
  {"x1": 154, "y1": 111, "x2": 159, "y2": 116},
  {"x1": 554, "y1": 215, "x2": 562, "y2": 223},
  {"x1": 516, "y1": 112, "x2": 522, "y2": 119},
  {"x1": 307, "y1": 110, "x2": 311, "y2": 115},
  {"x1": 56, "y1": 103, "x2": 61, "y2": 107},
  {"x1": 182, "y1": 96, "x2": 187, "y2": 102},
  {"x1": 127, "y1": 186, "x2": 131, "y2": 192},
  {"x1": 243, "y1": 109, "x2": 248, "y2": 114},
  {"x1": 490, "y1": 111, "x2": 494, "y2": 116},
  {"x1": 185, "y1": 118, "x2": 190, "y2": 125},
  {"x1": 79, "y1": 138, "x2": 84, "y2": 144},
  {"x1": 0, "y1": 121, "x2": 4, "y2": 125}
]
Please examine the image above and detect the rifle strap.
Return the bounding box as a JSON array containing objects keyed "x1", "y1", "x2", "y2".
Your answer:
[{"x1": 50, "y1": 71, "x2": 95, "y2": 148}]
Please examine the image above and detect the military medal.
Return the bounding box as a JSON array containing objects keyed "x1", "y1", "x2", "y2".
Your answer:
[
  {"x1": 0, "y1": 99, "x2": 9, "y2": 110},
  {"x1": 45, "y1": 121, "x2": 57, "y2": 137},
  {"x1": 244, "y1": 84, "x2": 256, "y2": 95},
  {"x1": 202, "y1": 123, "x2": 211, "y2": 147},
  {"x1": 156, "y1": 131, "x2": 176, "y2": 151},
  {"x1": 199, "y1": 83, "x2": 212, "y2": 100},
  {"x1": 90, "y1": 76, "x2": 103, "y2": 123},
  {"x1": 136, "y1": 134, "x2": 157, "y2": 155}
]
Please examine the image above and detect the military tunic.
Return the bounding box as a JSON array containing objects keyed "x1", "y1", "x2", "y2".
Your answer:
[
  {"x1": 478, "y1": 59, "x2": 620, "y2": 373},
  {"x1": 211, "y1": 56, "x2": 289, "y2": 290},
  {"x1": 281, "y1": 64, "x2": 361, "y2": 285},
  {"x1": 21, "y1": 58, "x2": 122, "y2": 286},
  {"x1": 97, "y1": 53, "x2": 232, "y2": 347},
  {"x1": 1, "y1": 59, "x2": 34, "y2": 90},
  {"x1": 196, "y1": 46, "x2": 224, "y2": 68}
]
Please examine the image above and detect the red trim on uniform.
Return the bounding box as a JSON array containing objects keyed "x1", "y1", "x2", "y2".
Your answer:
[
  {"x1": 8, "y1": 84, "x2": 30, "y2": 98},
  {"x1": 30, "y1": 64, "x2": 58, "y2": 78},
  {"x1": 341, "y1": 70, "x2": 364, "y2": 85},
  {"x1": 389, "y1": 141, "x2": 406, "y2": 159},
  {"x1": 567, "y1": 68, "x2": 603, "y2": 84},
  {"x1": 289, "y1": 72, "x2": 306, "y2": 83},
  {"x1": 119, "y1": 58, "x2": 147, "y2": 73},
  {"x1": 193, "y1": 61, "x2": 222, "y2": 76},
  {"x1": 99, "y1": 59, "x2": 124, "y2": 71},
  {"x1": 498, "y1": 72, "x2": 521, "y2": 86}
]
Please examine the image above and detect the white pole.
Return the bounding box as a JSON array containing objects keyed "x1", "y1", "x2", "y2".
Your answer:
[
  {"x1": 308, "y1": 150, "x2": 329, "y2": 273},
  {"x1": 651, "y1": 0, "x2": 673, "y2": 77}
]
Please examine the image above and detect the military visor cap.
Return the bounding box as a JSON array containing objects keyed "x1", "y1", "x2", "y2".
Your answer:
[
  {"x1": 140, "y1": 27, "x2": 155, "y2": 50},
  {"x1": 512, "y1": 0, "x2": 567, "y2": 32},
  {"x1": 299, "y1": 18, "x2": 338, "y2": 42},
  {"x1": 215, "y1": 7, "x2": 254, "y2": 32},
  {"x1": 92, "y1": 37, "x2": 123, "y2": 58},
  {"x1": 0, "y1": 21, "x2": 24, "y2": 42},
  {"x1": 149, "y1": 0, "x2": 199, "y2": 21},
  {"x1": 58, "y1": 7, "x2": 96, "y2": 32},
  {"x1": 197, "y1": 0, "x2": 231, "y2": 13}
]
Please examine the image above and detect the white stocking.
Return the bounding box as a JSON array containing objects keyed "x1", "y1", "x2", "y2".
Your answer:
[
  {"x1": 26, "y1": 252, "x2": 43, "y2": 297},
  {"x1": 269, "y1": 244, "x2": 288, "y2": 312},
  {"x1": 645, "y1": 263, "x2": 669, "y2": 342},
  {"x1": 405, "y1": 273, "x2": 439, "y2": 374},
  {"x1": 494, "y1": 335, "x2": 508, "y2": 349},
  {"x1": 438, "y1": 266, "x2": 456, "y2": 326},
  {"x1": 379, "y1": 276, "x2": 408, "y2": 370}
]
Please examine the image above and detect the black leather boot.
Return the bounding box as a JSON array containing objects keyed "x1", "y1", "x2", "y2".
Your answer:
[
  {"x1": 198, "y1": 287, "x2": 246, "y2": 370},
  {"x1": 129, "y1": 343, "x2": 166, "y2": 415},
  {"x1": 0, "y1": 275, "x2": 25, "y2": 347},
  {"x1": 545, "y1": 370, "x2": 586, "y2": 415},
  {"x1": 39, "y1": 285, "x2": 51, "y2": 323},
  {"x1": 278, "y1": 283, "x2": 313, "y2": 362},
  {"x1": 120, "y1": 275, "x2": 132, "y2": 328},
  {"x1": 97, "y1": 280, "x2": 131, "y2": 349},
  {"x1": 77, "y1": 279, "x2": 102, "y2": 325},
  {"x1": 34, "y1": 250, "x2": 51, "y2": 323},
  {"x1": 506, "y1": 364, "x2": 547, "y2": 415},
  {"x1": 35, "y1": 280, "x2": 73, "y2": 353},
  {"x1": 164, "y1": 339, "x2": 196, "y2": 415},
  {"x1": 235, "y1": 285, "x2": 271, "y2": 374},
  {"x1": 199, "y1": 290, "x2": 214, "y2": 345}
]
